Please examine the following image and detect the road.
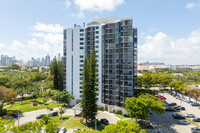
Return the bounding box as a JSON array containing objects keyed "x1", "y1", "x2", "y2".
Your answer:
[
  {"x1": 14, "y1": 108, "x2": 75, "y2": 126},
  {"x1": 97, "y1": 111, "x2": 119, "y2": 124},
  {"x1": 149, "y1": 91, "x2": 198, "y2": 133}
]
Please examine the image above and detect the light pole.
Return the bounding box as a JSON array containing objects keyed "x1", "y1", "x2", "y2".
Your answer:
[{"x1": 18, "y1": 110, "x2": 20, "y2": 126}]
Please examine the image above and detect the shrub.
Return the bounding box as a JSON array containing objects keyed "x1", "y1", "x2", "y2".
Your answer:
[
  {"x1": 33, "y1": 102, "x2": 38, "y2": 106},
  {"x1": 115, "y1": 110, "x2": 122, "y2": 115},
  {"x1": 0, "y1": 109, "x2": 7, "y2": 116}
]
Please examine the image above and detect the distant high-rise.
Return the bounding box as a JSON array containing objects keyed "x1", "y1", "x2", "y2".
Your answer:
[
  {"x1": 0, "y1": 55, "x2": 17, "y2": 66},
  {"x1": 63, "y1": 17, "x2": 137, "y2": 112},
  {"x1": 45, "y1": 54, "x2": 50, "y2": 66}
]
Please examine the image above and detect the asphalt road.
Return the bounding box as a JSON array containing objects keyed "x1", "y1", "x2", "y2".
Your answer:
[
  {"x1": 14, "y1": 108, "x2": 75, "y2": 126},
  {"x1": 149, "y1": 92, "x2": 198, "y2": 133}
]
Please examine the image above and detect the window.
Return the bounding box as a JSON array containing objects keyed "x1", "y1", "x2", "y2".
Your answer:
[
  {"x1": 80, "y1": 64, "x2": 83, "y2": 67},
  {"x1": 80, "y1": 42, "x2": 84, "y2": 45},
  {"x1": 95, "y1": 31, "x2": 99, "y2": 34},
  {"x1": 80, "y1": 29, "x2": 84, "y2": 32},
  {"x1": 95, "y1": 36, "x2": 99, "y2": 39},
  {"x1": 80, "y1": 77, "x2": 83, "y2": 80},
  {"x1": 80, "y1": 38, "x2": 84, "y2": 41},
  {"x1": 80, "y1": 86, "x2": 82, "y2": 89},
  {"x1": 96, "y1": 40, "x2": 99, "y2": 43},
  {"x1": 80, "y1": 55, "x2": 84, "y2": 58},
  {"x1": 80, "y1": 60, "x2": 83, "y2": 63},
  {"x1": 95, "y1": 45, "x2": 99, "y2": 48},
  {"x1": 80, "y1": 33, "x2": 84, "y2": 36},
  {"x1": 80, "y1": 47, "x2": 84, "y2": 49},
  {"x1": 96, "y1": 26, "x2": 99, "y2": 29}
]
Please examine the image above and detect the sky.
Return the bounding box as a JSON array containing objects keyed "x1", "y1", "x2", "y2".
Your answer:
[{"x1": 0, "y1": 0, "x2": 200, "y2": 65}]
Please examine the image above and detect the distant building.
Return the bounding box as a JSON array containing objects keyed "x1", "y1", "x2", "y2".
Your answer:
[
  {"x1": 45, "y1": 55, "x2": 50, "y2": 66},
  {"x1": 0, "y1": 55, "x2": 17, "y2": 66},
  {"x1": 27, "y1": 57, "x2": 40, "y2": 67},
  {"x1": 139, "y1": 61, "x2": 165, "y2": 66}
]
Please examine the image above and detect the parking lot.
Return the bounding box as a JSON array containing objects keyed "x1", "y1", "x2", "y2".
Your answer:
[{"x1": 149, "y1": 91, "x2": 200, "y2": 133}]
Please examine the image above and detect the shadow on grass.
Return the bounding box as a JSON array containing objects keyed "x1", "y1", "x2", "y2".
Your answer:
[{"x1": 79, "y1": 119, "x2": 105, "y2": 131}]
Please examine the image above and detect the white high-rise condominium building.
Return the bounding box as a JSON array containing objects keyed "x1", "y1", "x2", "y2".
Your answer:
[{"x1": 63, "y1": 17, "x2": 137, "y2": 112}]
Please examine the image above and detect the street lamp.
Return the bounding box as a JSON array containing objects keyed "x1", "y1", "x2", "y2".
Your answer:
[{"x1": 18, "y1": 110, "x2": 20, "y2": 126}]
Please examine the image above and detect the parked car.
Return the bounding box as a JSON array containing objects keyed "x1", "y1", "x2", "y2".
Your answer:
[
  {"x1": 50, "y1": 112, "x2": 58, "y2": 116},
  {"x1": 191, "y1": 103, "x2": 200, "y2": 106},
  {"x1": 100, "y1": 118, "x2": 109, "y2": 125},
  {"x1": 168, "y1": 103, "x2": 177, "y2": 106},
  {"x1": 59, "y1": 127, "x2": 67, "y2": 133},
  {"x1": 11, "y1": 113, "x2": 18, "y2": 118},
  {"x1": 36, "y1": 114, "x2": 45, "y2": 119},
  {"x1": 191, "y1": 127, "x2": 200, "y2": 133},
  {"x1": 193, "y1": 118, "x2": 200, "y2": 122},
  {"x1": 172, "y1": 105, "x2": 181, "y2": 109},
  {"x1": 157, "y1": 96, "x2": 166, "y2": 100},
  {"x1": 172, "y1": 113, "x2": 185, "y2": 119},
  {"x1": 188, "y1": 101, "x2": 195, "y2": 104},
  {"x1": 176, "y1": 107, "x2": 186, "y2": 111},
  {"x1": 185, "y1": 114, "x2": 195, "y2": 118},
  {"x1": 179, "y1": 120, "x2": 190, "y2": 124},
  {"x1": 73, "y1": 128, "x2": 80, "y2": 133},
  {"x1": 165, "y1": 107, "x2": 176, "y2": 111}
]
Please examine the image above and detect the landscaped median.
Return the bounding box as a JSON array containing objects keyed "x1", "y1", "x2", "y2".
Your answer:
[{"x1": 6, "y1": 97, "x2": 64, "y2": 113}]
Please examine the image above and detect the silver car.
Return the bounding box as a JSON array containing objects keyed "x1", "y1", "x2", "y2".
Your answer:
[
  {"x1": 179, "y1": 120, "x2": 190, "y2": 124},
  {"x1": 185, "y1": 113, "x2": 195, "y2": 118}
]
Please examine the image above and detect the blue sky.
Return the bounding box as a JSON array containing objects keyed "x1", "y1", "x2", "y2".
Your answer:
[{"x1": 0, "y1": 0, "x2": 200, "y2": 64}]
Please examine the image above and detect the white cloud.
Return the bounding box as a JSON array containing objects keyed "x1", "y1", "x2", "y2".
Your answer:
[
  {"x1": 32, "y1": 22, "x2": 63, "y2": 33},
  {"x1": 186, "y1": 2, "x2": 196, "y2": 9},
  {"x1": 139, "y1": 29, "x2": 200, "y2": 65},
  {"x1": 0, "y1": 22, "x2": 63, "y2": 61},
  {"x1": 74, "y1": 0, "x2": 124, "y2": 12},
  {"x1": 71, "y1": 11, "x2": 85, "y2": 18},
  {"x1": 64, "y1": 0, "x2": 71, "y2": 8}
]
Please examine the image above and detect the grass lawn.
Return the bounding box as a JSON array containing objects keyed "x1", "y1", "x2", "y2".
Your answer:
[
  {"x1": 115, "y1": 114, "x2": 129, "y2": 120},
  {"x1": 6, "y1": 97, "x2": 64, "y2": 113},
  {"x1": 123, "y1": 118, "x2": 135, "y2": 124},
  {"x1": 62, "y1": 117, "x2": 89, "y2": 129}
]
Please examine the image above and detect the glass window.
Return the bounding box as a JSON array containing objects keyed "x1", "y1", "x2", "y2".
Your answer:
[
  {"x1": 80, "y1": 38, "x2": 84, "y2": 41},
  {"x1": 80, "y1": 29, "x2": 84, "y2": 32},
  {"x1": 95, "y1": 31, "x2": 99, "y2": 34},
  {"x1": 96, "y1": 40, "x2": 99, "y2": 43},
  {"x1": 80, "y1": 47, "x2": 84, "y2": 49},
  {"x1": 80, "y1": 42, "x2": 84, "y2": 45},
  {"x1": 96, "y1": 36, "x2": 99, "y2": 39},
  {"x1": 80, "y1": 33, "x2": 84, "y2": 36},
  {"x1": 80, "y1": 55, "x2": 84, "y2": 58},
  {"x1": 96, "y1": 26, "x2": 99, "y2": 29},
  {"x1": 80, "y1": 60, "x2": 83, "y2": 63},
  {"x1": 80, "y1": 64, "x2": 83, "y2": 67}
]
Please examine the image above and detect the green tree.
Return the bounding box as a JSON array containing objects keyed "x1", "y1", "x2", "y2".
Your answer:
[
  {"x1": 81, "y1": 50, "x2": 98, "y2": 123},
  {"x1": 158, "y1": 74, "x2": 173, "y2": 89},
  {"x1": 42, "y1": 115, "x2": 51, "y2": 124},
  {"x1": 45, "y1": 121, "x2": 59, "y2": 133},
  {"x1": 50, "y1": 55, "x2": 63, "y2": 91},
  {"x1": 57, "y1": 107, "x2": 66, "y2": 119},
  {"x1": 12, "y1": 80, "x2": 32, "y2": 99},
  {"x1": 142, "y1": 73, "x2": 152, "y2": 89},
  {"x1": 137, "y1": 76, "x2": 143, "y2": 88},
  {"x1": 169, "y1": 81, "x2": 185, "y2": 94},
  {"x1": 0, "y1": 76, "x2": 9, "y2": 87},
  {"x1": 101, "y1": 121, "x2": 147, "y2": 133},
  {"x1": 0, "y1": 117, "x2": 14, "y2": 133},
  {"x1": 8, "y1": 64, "x2": 20, "y2": 70},
  {"x1": 125, "y1": 94, "x2": 165, "y2": 122}
]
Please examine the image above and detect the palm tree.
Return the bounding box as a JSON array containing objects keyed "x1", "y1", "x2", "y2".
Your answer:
[{"x1": 57, "y1": 107, "x2": 66, "y2": 119}]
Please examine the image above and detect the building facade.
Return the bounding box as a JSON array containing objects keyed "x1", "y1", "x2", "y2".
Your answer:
[{"x1": 63, "y1": 17, "x2": 137, "y2": 110}]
